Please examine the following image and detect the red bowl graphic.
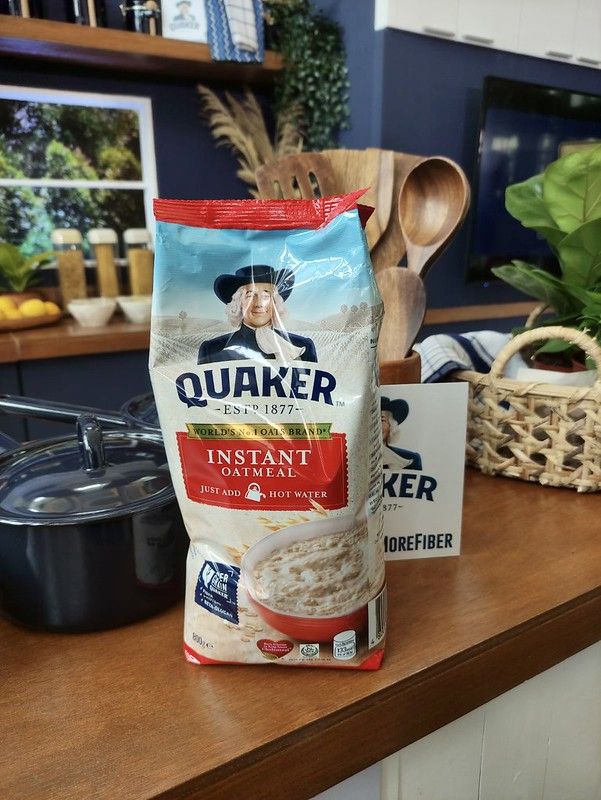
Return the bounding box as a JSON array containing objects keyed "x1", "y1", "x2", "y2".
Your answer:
[
  {"x1": 247, "y1": 594, "x2": 367, "y2": 643},
  {"x1": 241, "y1": 515, "x2": 371, "y2": 643}
]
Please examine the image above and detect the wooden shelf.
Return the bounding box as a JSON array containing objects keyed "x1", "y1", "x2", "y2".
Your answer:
[{"x1": 0, "y1": 15, "x2": 283, "y2": 85}]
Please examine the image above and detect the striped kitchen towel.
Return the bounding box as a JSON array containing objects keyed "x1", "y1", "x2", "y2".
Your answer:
[
  {"x1": 223, "y1": 0, "x2": 258, "y2": 51},
  {"x1": 414, "y1": 331, "x2": 511, "y2": 383},
  {"x1": 205, "y1": 0, "x2": 264, "y2": 62}
]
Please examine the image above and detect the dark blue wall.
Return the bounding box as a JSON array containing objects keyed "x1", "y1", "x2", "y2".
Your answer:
[{"x1": 314, "y1": 0, "x2": 382, "y2": 148}]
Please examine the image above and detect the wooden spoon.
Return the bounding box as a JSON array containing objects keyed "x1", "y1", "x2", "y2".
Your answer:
[
  {"x1": 369, "y1": 152, "x2": 423, "y2": 273},
  {"x1": 398, "y1": 156, "x2": 470, "y2": 278},
  {"x1": 376, "y1": 267, "x2": 426, "y2": 363}
]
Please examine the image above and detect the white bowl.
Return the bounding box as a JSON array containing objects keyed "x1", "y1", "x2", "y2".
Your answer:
[
  {"x1": 116, "y1": 295, "x2": 152, "y2": 324},
  {"x1": 67, "y1": 298, "x2": 117, "y2": 328}
]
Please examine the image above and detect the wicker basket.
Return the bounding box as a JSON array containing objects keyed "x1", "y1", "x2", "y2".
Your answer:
[{"x1": 455, "y1": 326, "x2": 601, "y2": 492}]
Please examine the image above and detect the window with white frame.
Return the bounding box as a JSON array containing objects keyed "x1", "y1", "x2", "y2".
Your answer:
[{"x1": 0, "y1": 85, "x2": 158, "y2": 257}]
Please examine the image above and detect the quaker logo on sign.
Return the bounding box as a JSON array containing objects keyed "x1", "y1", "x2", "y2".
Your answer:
[
  {"x1": 380, "y1": 396, "x2": 437, "y2": 500},
  {"x1": 380, "y1": 385, "x2": 468, "y2": 561}
]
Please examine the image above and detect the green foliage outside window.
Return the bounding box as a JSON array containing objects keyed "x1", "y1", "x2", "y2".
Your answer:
[{"x1": 0, "y1": 101, "x2": 146, "y2": 257}]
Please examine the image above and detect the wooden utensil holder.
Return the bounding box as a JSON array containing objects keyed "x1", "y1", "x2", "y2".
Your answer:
[{"x1": 379, "y1": 350, "x2": 421, "y2": 385}]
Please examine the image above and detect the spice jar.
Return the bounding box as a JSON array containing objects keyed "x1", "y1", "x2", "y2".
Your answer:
[
  {"x1": 64, "y1": 0, "x2": 107, "y2": 26},
  {"x1": 0, "y1": 0, "x2": 43, "y2": 16},
  {"x1": 124, "y1": 228, "x2": 154, "y2": 296},
  {"x1": 51, "y1": 229, "x2": 88, "y2": 309},
  {"x1": 88, "y1": 228, "x2": 120, "y2": 298},
  {"x1": 120, "y1": 1, "x2": 162, "y2": 35}
]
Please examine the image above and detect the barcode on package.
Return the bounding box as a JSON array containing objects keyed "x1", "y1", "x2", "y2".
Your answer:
[{"x1": 368, "y1": 586, "x2": 387, "y2": 648}]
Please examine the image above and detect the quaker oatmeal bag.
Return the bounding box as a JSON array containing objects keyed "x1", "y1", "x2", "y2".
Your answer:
[{"x1": 150, "y1": 192, "x2": 386, "y2": 668}]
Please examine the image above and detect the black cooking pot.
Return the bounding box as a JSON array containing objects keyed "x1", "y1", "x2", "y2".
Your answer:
[{"x1": 0, "y1": 414, "x2": 186, "y2": 633}]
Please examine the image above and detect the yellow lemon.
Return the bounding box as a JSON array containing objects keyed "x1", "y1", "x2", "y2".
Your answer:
[
  {"x1": 44, "y1": 301, "x2": 61, "y2": 316},
  {"x1": 0, "y1": 308, "x2": 5, "y2": 320},
  {"x1": 19, "y1": 298, "x2": 46, "y2": 317},
  {"x1": 0, "y1": 295, "x2": 17, "y2": 313},
  {"x1": 4, "y1": 306, "x2": 22, "y2": 319}
]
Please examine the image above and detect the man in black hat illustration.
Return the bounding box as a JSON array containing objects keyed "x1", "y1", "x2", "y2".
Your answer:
[
  {"x1": 380, "y1": 396, "x2": 422, "y2": 471},
  {"x1": 173, "y1": 0, "x2": 196, "y2": 21},
  {"x1": 197, "y1": 265, "x2": 317, "y2": 365}
]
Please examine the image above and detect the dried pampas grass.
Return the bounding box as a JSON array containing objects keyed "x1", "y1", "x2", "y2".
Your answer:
[{"x1": 198, "y1": 85, "x2": 303, "y2": 196}]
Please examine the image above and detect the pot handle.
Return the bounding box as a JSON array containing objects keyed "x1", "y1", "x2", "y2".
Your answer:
[
  {"x1": 0, "y1": 394, "x2": 128, "y2": 428},
  {"x1": 77, "y1": 415, "x2": 107, "y2": 471}
]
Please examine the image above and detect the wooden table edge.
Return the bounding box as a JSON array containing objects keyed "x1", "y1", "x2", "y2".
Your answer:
[
  {"x1": 151, "y1": 588, "x2": 601, "y2": 800},
  {"x1": 0, "y1": 318, "x2": 150, "y2": 363}
]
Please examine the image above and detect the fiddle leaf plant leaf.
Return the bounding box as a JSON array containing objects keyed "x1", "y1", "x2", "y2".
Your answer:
[
  {"x1": 505, "y1": 175, "x2": 565, "y2": 252},
  {"x1": 543, "y1": 145, "x2": 601, "y2": 233},
  {"x1": 557, "y1": 217, "x2": 601, "y2": 287},
  {"x1": 491, "y1": 260, "x2": 579, "y2": 316}
]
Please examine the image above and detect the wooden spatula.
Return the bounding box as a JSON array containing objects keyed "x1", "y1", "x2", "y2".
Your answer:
[
  {"x1": 376, "y1": 267, "x2": 426, "y2": 363},
  {"x1": 255, "y1": 153, "x2": 337, "y2": 200},
  {"x1": 323, "y1": 148, "x2": 395, "y2": 251}
]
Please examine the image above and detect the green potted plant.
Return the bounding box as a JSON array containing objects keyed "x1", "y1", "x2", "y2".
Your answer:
[
  {"x1": 492, "y1": 144, "x2": 601, "y2": 374},
  {"x1": 0, "y1": 242, "x2": 53, "y2": 294},
  {"x1": 0, "y1": 242, "x2": 58, "y2": 323}
]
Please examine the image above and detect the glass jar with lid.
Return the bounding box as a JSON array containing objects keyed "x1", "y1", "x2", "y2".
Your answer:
[
  {"x1": 0, "y1": 0, "x2": 43, "y2": 16},
  {"x1": 88, "y1": 228, "x2": 120, "y2": 298},
  {"x1": 64, "y1": 0, "x2": 107, "y2": 26},
  {"x1": 51, "y1": 229, "x2": 87, "y2": 309},
  {"x1": 120, "y1": 1, "x2": 162, "y2": 35},
  {"x1": 124, "y1": 228, "x2": 154, "y2": 296}
]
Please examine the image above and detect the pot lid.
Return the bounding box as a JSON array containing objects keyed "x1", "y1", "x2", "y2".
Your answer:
[
  {"x1": 121, "y1": 392, "x2": 159, "y2": 431},
  {"x1": 0, "y1": 415, "x2": 174, "y2": 525}
]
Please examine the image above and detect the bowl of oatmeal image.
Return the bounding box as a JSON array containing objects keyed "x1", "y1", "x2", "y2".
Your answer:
[{"x1": 241, "y1": 515, "x2": 375, "y2": 642}]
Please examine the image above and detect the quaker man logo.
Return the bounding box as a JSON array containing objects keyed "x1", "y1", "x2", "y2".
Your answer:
[
  {"x1": 380, "y1": 397, "x2": 422, "y2": 471},
  {"x1": 197, "y1": 265, "x2": 318, "y2": 365}
]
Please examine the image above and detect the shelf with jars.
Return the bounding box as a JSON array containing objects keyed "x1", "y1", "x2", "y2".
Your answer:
[{"x1": 0, "y1": 14, "x2": 283, "y2": 85}]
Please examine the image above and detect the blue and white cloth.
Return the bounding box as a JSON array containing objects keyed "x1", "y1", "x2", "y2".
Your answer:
[
  {"x1": 414, "y1": 331, "x2": 511, "y2": 383},
  {"x1": 205, "y1": 0, "x2": 264, "y2": 62}
]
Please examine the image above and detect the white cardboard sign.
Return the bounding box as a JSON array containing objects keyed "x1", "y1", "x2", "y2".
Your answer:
[{"x1": 380, "y1": 382, "x2": 468, "y2": 560}]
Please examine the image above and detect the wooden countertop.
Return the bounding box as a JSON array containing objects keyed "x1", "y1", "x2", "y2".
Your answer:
[
  {"x1": 2, "y1": 470, "x2": 601, "y2": 800},
  {"x1": 0, "y1": 317, "x2": 149, "y2": 363}
]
